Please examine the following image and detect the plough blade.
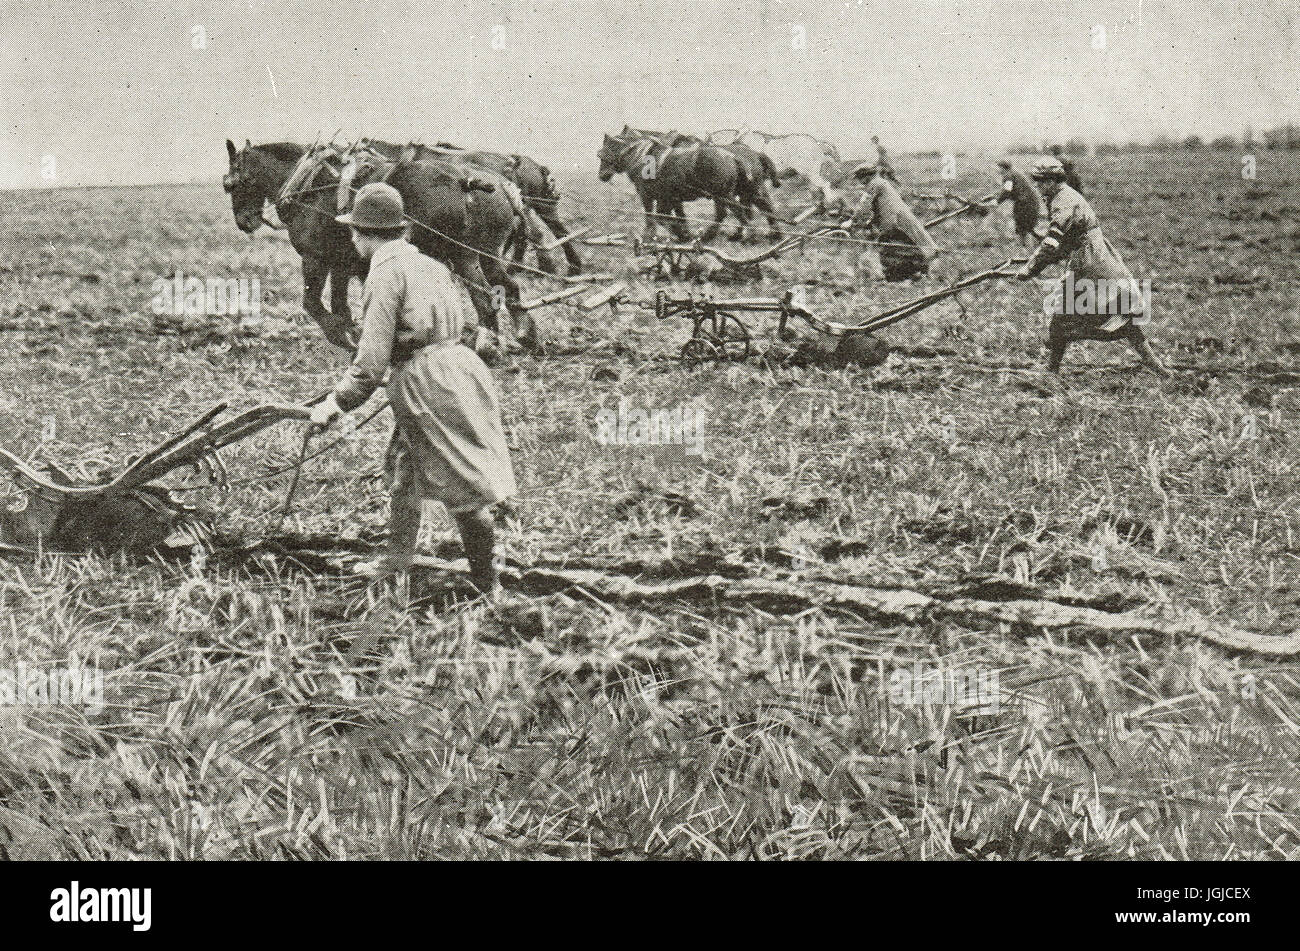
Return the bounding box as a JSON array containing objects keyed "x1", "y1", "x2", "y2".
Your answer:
[
  {"x1": 0, "y1": 403, "x2": 313, "y2": 502},
  {"x1": 520, "y1": 284, "x2": 590, "y2": 311},
  {"x1": 580, "y1": 282, "x2": 627, "y2": 311},
  {"x1": 1, "y1": 402, "x2": 317, "y2": 551},
  {"x1": 540, "y1": 226, "x2": 590, "y2": 251}
]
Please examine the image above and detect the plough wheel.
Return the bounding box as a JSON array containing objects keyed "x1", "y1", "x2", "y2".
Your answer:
[
  {"x1": 716, "y1": 313, "x2": 751, "y2": 361},
  {"x1": 680, "y1": 338, "x2": 722, "y2": 366}
]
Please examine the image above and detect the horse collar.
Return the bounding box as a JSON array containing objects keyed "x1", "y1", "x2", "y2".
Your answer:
[{"x1": 616, "y1": 137, "x2": 656, "y2": 169}]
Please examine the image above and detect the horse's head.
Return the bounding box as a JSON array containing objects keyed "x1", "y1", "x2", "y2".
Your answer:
[
  {"x1": 345, "y1": 148, "x2": 388, "y2": 191},
  {"x1": 597, "y1": 133, "x2": 625, "y2": 182},
  {"x1": 223, "y1": 139, "x2": 274, "y2": 234}
]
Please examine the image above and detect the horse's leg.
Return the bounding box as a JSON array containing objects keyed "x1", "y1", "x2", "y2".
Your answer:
[
  {"x1": 754, "y1": 189, "x2": 781, "y2": 239},
  {"x1": 701, "y1": 198, "x2": 726, "y2": 242},
  {"x1": 639, "y1": 191, "x2": 659, "y2": 244},
  {"x1": 450, "y1": 250, "x2": 502, "y2": 337},
  {"x1": 524, "y1": 207, "x2": 560, "y2": 275},
  {"x1": 538, "y1": 205, "x2": 583, "y2": 274},
  {"x1": 482, "y1": 252, "x2": 542, "y2": 352},
  {"x1": 505, "y1": 213, "x2": 530, "y2": 272},
  {"x1": 503, "y1": 222, "x2": 520, "y2": 269},
  {"x1": 327, "y1": 263, "x2": 360, "y2": 349},
  {"x1": 654, "y1": 200, "x2": 682, "y2": 243},
  {"x1": 730, "y1": 197, "x2": 752, "y2": 242},
  {"x1": 665, "y1": 203, "x2": 691, "y2": 243},
  {"x1": 302, "y1": 255, "x2": 353, "y2": 349}
]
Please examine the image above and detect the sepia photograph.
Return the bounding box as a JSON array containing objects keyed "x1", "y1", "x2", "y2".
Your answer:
[{"x1": 0, "y1": 0, "x2": 1296, "y2": 923}]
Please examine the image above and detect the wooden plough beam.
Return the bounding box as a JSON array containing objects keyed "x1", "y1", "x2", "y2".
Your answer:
[{"x1": 919, "y1": 191, "x2": 1000, "y2": 228}]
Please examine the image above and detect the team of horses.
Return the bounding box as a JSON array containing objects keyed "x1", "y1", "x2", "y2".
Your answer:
[
  {"x1": 222, "y1": 126, "x2": 863, "y2": 352},
  {"x1": 596, "y1": 126, "x2": 785, "y2": 244},
  {"x1": 224, "y1": 138, "x2": 550, "y2": 350}
]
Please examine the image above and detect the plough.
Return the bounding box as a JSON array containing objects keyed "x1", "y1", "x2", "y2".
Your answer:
[
  {"x1": 630, "y1": 220, "x2": 852, "y2": 278},
  {"x1": 652, "y1": 256, "x2": 1026, "y2": 364},
  {"x1": 0, "y1": 402, "x2": 315, "y2": 550},
  {"x1": 913, "y1": 191, "x2": 999, "y2": 228},
  {"x1": 585, "y1": 191, "x2": 998, "y2": 280}
]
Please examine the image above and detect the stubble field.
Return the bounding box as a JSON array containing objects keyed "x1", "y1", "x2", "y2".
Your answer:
[{"x1": 1, "y1": 149, "x2": 1299, "y2": 859}]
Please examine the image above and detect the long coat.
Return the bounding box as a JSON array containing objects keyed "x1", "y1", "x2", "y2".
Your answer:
[
  {"x1": 334, "y1": 239, "x2": 517, "y2": 512},
  {"x1": 854, "y1": 173, "x2": 938, "y2": 257},
  {"x1": 999, "y1": 166, "x2": 1045, "y2": 238},
  {"x1": 1025, "y1": 185, "x2": 1147, "y2": 329}
]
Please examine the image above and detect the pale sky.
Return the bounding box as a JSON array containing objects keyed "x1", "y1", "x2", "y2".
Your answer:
[{"x1": 1, "y1": 0, "x2": 1296, "y2": 188}]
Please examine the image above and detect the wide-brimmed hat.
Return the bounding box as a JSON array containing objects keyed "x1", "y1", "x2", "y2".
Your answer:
[
  {"x1": 996, "y1": 159, "x2": 1012, "y2": 169},
  {"x1": 336, "y1": 182, "x2": 406, "y2": 229},
  {"x1": 1029, "y1": 156, "x2": 1066, "y2": 180}
]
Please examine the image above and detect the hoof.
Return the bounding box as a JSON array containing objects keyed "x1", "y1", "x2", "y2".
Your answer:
[
  {"x1": 471, "y1": 327, "x2": 502, "y2": 364},
  {"x1": 519, "y1": 334, "x2": 548, "y2": 357}
]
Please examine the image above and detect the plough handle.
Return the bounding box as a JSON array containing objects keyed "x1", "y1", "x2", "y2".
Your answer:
[{"x1": 849, "y1": 257, "x2": 1027, "y2": 335}]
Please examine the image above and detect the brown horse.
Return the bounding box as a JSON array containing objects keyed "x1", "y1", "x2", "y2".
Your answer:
[
  {"x1": 338, "y1": 143, "x2": 540, "y2": 347},
  {"x1": 426, "y1": 142, "x2": 583, "y2": 274},
  {"x1": 597, "y1": 130, "x2": 777, "y2": 243},
  {"x1": 620, "y1": 126, "x2": 781, "y2": 240},
  {"x1": 623, "y1": 126, "x2": 780, "y2": 189},
  {"x1": 223, "y1": 139, "x2": 533, "y2": 349},
  {"x1": 223, "y1": 140, "x2": 360, "y2": 347},
  {"x1": 357, "y1": 140, "x2": 569, "y2": 275}
]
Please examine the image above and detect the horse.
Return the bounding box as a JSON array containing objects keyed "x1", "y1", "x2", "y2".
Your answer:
[
  {"x1": 349, "y1": 138, "x2": 542, "y2": 272},
  {"x1": 620, "y1": 126, "x2": 781, "y2": 240},
  {"x1": 597, "y1": 130, "x2": 776, "y2": 243},
  {"x1": 338, "y1": 143, "x2": 541, "y2": 346},
  {"x1": 622, "y1": 126, "x2": 780, "y2": 188},
  {"x1": 425, "y1": 141, "x2": 583, "y2": 274},
  {"x1": 710, "y1": 128, "x2": 846, "y2": 213},
  {"x1": 357, "y1": 139, "x2": 579, "y2": 275},
  {"x1": 223, "y1": 139, "x2": 362, "y2": 348},
  {"x1": 223, "y1": 138, "x2": 534, "y2": 350}
]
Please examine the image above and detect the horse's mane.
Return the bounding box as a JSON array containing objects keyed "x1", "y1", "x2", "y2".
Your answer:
[{"x1": 256, "y1": 142, "x2": 308, "y2": 162}]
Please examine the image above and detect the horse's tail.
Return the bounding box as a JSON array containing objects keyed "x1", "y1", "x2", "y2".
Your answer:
[
  {"x1": 759, "y1": 152, "x2": 780, "y2": 189},
  {"x1": 495, "y1": 176, "x2": 532, "y2": 251},
  {"x1": 728, "y1": 148, "x2": 755, "y2": 199},
  {"x1": 500, "y1": 178, "x2": 528, "y2": 221},
  {"x1": 530, "y1": 160, "x2": 558, "y2": 200}
]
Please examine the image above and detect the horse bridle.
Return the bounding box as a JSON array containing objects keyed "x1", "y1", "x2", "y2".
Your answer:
[
  {"x1": 606, "y1": 136, "x2": 657, "y2": 172},
  {"x1": 222, "y1": 153, "x2": 291, "y2": 230}
]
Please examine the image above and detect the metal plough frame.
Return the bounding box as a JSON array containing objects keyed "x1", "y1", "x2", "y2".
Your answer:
[
  {"x1": 623, "y1": 192, "x2": 997, "y2": 278},
  {"x1": 653, "y1": 257, "x2": 1026, "y2": 364},
  {"x1": 631, "y1": 221, "x2": 851, "y2": 278},
  {"x1": 0, "y1": 403, "x2": 313, "y2": 503}
]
